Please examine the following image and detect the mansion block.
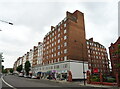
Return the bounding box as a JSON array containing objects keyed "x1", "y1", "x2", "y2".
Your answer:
[{"x1": 13, "y1": 10, "x2": 110, "y2": 79}]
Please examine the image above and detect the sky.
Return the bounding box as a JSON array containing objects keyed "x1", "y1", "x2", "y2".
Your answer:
[{"x1": 0, "y1": 0, "x2": 118, "y2": 68}]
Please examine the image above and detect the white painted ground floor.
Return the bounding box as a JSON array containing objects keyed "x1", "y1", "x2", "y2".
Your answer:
[{"x1": 31, "y1": 60, "x2": 88, "y2": 79}]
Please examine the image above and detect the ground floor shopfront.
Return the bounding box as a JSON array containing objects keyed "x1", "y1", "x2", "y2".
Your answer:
[{"x1": 31, "y1": 60, "x2": 88, "y2": 81}]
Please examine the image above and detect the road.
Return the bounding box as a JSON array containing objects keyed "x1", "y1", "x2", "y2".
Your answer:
[{"x1": 1, "y1": 75, "x2": 110, "y2": 89}]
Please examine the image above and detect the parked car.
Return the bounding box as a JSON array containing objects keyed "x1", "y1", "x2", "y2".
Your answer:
[
  {"x1": 24, "y1": 75, "x2": 31, "y2": 78},
  {"x1": 31, "y1": 75, "x2": 37, "y2": 79},
  {"x1": 19, "y1": 73, "x2": 24, "y2": 77},
  {"x1": 24, "y1": 75, "x2": 27, "y2": 78}
]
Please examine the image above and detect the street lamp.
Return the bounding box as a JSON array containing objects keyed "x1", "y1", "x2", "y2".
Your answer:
[
  {"x1": 0, "y1": 19, "x2": 13, "y2": 31},
  {"x1": 0, "y1": 19, "x2": 13, "y2": 73},
  {"x1": 0, "y1": 19, "x2": 13, "y2": 25},
  {"x1": 80, "y1": 42, "x2": 86, "y2": 85}
]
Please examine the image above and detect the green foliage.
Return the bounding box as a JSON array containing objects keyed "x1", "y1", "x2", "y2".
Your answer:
[
  {"x1": 116, "y1": 63, "x2": 120, "y2": 68},
  {"x1": 113, "y1": 45, "x2": 120, "y2": 57},
  {"x1": 118, "y1": 44, "x2": 120, "y2": 50},
  {"x1": 106, "y1": 77, "x2": 116, "y2": 83},
  {"x1": 90, "y1": 75, "x2": 100, "y2": 82},
  {"x1": 0, "y1": 53, "x2": 4, "y2": 59},
  {"x1": 16, "y1": 65, "x2": 22, "y2": 73},
  {"x1": 0, "y1": 53, "x2": 4, "y2": 63},
  {"x1": 2, "y1": 69, "x2": 7, "y2": 73},
  {"x1": 10, "y1": 68, "x2": 14, "y2": 73},
  {"x1": 2, "y1": 65, "x2": 4, "y2": 70},
  {"x1": 24, "y1": 61, "x2": 31, "y2": 75}
]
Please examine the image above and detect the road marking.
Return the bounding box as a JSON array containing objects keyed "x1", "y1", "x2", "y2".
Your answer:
[{"x1": 1, "y1": 76, "x2": 17, "y2": 89}]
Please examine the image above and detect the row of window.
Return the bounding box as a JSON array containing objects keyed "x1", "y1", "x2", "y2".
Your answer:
[
  {"x1": 88, "y1": 55, "x2": 107, "y2": 60},
  {"x1": 89, "y1": 59, "x2": 108, "y2": 64},
  {"x1": 54, "y1": 17, "x2": 67, "y2": 30},
  {"x1": 87, "y1": 41, "x2": 105, "y2": 48},
  {"x1": 33, "y1": 63, "x2": 68, "y2": 71},
  {"x1": 44, "y1": 49, "x2": 67, "y2": 59},
  {"x1": 44, "y1": 42, "x2": 67, "y2": 52},
  {"x1": 44, "y1": 35, "x2": 67, "y2": 47},
  {"x1": 43, "y1": 56, "x2": 67, "y2": 65},
  {"x1": 46, "y1": 29, "x2": 67, "y2": 41},
  {"x1": 87, "y1": 46, "x2": 106, "y2": 52},
  {"x1": 88, "y1": 50, "x2": 107, "y2": 56},
  {"x1": 90, "y1": 64, "x2": 108, "y2": 68},
  {"x1": 44, "y1": 23, "x2": 67, "y2": 42}
]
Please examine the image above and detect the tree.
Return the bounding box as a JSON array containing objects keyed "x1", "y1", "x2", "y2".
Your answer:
[
  {"x1": 16, "y1": 65, "x2": 22, "y2": 73},
  {"x1": 0, "y1": 53, "x2": 4, "y2": 62},
  {"x1": 118, "y1": 44, "x2": 120, "y2": 50},
  {"x1": 2, "y1": 65, "x2": 4, "y2": 71},
  {"x1": 10, "y1": 68, "x2": 13, "y2": 73},
  {"x1": 2, "y1": 69, "x2": 7, "y2": 74},
  {"x1": 24, "y1": 61, "x2": 31, "y2": 75},
  {"x1": 0, "y1": 53, "x2": 4, "y2": 59},
  {"x1": 0, "y1": 53, "x2": 4, "y2": 72}
]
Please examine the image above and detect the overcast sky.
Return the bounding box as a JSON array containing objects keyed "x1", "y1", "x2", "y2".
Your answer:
[{"x1": 0, "y1": 0, "x2": 118, "y2": 68}]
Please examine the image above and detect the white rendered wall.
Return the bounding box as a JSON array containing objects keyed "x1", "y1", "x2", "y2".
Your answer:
[
  {"x1": 32, "y1": 61, "x2": 88, "y2": 79},
  {"x1": 70, "y1": 61, "x2": 88, "y2": 79}
]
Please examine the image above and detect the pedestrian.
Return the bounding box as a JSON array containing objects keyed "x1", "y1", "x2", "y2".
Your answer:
[{"x1": 54, "y1": 73, "x2": 57, "y2": 80}]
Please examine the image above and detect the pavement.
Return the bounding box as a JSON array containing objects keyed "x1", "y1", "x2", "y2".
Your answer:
[{"x1": 49, "y1": 79, "x2": 120, "y2": 89}]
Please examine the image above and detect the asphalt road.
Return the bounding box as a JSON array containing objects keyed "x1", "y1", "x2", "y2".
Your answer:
[{"x1": 1, "y1": 75, "x2": 110, "y2": 89}]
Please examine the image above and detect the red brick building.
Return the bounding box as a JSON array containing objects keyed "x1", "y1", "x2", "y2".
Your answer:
[
  {"x1": 42, "y1": 10, "x2": 88, "y2": 65},
  {"x1": 13, "y1": 61, "x2": 17, "y2": 72},
  {"x1": 109, "y1": 37, "x2": 120, "y2": 76},
  {"x1": 87, "y1": 38, "x2": 110, "y2": 74},
  {"x1": 13, "y1": 10, "x2": 110, "y2": 79},
  {"x1": 32, "y1": 46, "x2": 38, "y2": 67}
]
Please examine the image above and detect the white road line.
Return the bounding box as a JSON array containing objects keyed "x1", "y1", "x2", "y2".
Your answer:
[{"x1": 1, "y1": 76, "x2": 17, "y2": 89}]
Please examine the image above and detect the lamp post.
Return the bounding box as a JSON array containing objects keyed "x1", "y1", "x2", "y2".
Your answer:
[
  {"x1": 0, "y1": 19, "x2": 13, "y2": 74},
  {"x1": 0, "y1": 19, "x2": 13, "y2": 31},
  {"x1": 0, "y1": 19, "x2": 13, "y2": 25},
  {"x1": 80, "y1": 42, "x2": 86, "y2": 85}
]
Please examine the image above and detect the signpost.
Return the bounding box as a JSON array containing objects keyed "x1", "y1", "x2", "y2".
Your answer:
[{"x1": 93, "y1": 68, "x2": 98, "y2": 73}]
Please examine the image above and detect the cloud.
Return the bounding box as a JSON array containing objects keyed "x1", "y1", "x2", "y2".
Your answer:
[{"x1": 0, "y1": 1, "x2": 118, "y2": 68}]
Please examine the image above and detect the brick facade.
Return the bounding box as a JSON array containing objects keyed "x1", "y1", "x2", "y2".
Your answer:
[
  {"x1": 109, "y1": 37, "x2": 120, "y2": 76},
  {"x1": 42, "y1": 10, "x2": 87, "y2": 65},
  {"x1": 87, "y1": 38, "x2": 110, "y2": 74}
]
